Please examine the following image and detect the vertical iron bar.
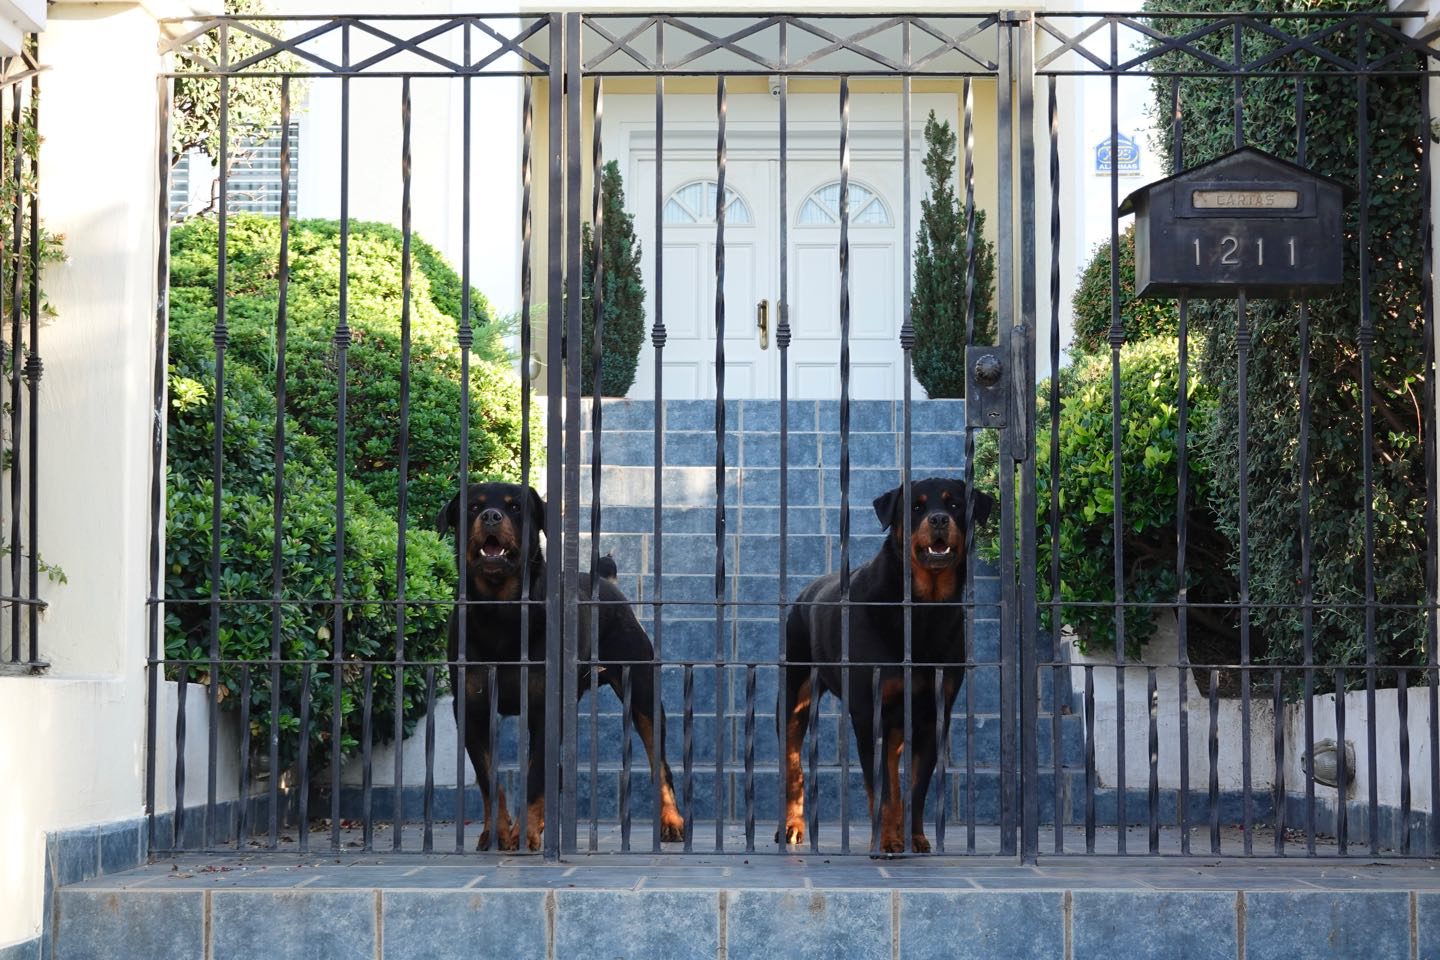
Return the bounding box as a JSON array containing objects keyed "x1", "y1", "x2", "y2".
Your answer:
[
  {"x1": 1084, "y1": 665, "x2": 1095, "y2": 852},
  {"x1": 487, "y1": 664, "x2": 499, "y2": 852},
  {"x1": 806, "y1": 665, "x2": 820, "y2": 852},
  {"x1": 621, "y1": 665, "x2": 633, "y2": 852},
  {"x1": 561, "y1": 11, "x2": 584, "y2": 856},
  {"x1": 1398, "y1": 671, "x2": 1411, "y2": 855},
  {"x1": 1106, "y1": 21, "x2": 1126, "y2": 856},
  {"x1": 146, "y1": 67, "x2": 171, "y2": 855},
  {"x1": 1273, "y1": 668, "x2": 1285, "y2": 856},
  {"x1": 1354, "y1": 27, "x2": 1380, "y2": 858},
  {"x1": 683, "y1": 663, "x2": 694, "y2": 853},
  {"x1": 1016, "y1": 13, "x2": 1040, "y2": 865},
  {"x1": 207, "y1": 39, "x2": 229, "y2": 851},
  {"x1": 174, "y1": 670, "x2": 189, "y2": 849},
  {"x1": 1171, "y1": 75, "x2": 1192, "y2": 858},
  {"x1": 773, "y1": 21, "x2": 789, "y2": 855},
  {"x1": 1336, "y1": 669, "x2": 1348, "y2": 852},
  {"x1": 744, "y1": 663, "x2": 756, "y2": 852},
  {"x1": 1237, "y1": 288, "x2": 1253, "y2": 856},
  {"x1": 24, "y1": 40, "x2": 39, "y2": 667},
  {"x1": 9, "y1": 51, "x2": 22, "y2": 663},
  {"x1": 236, "y1": 668, "x2": 252, "y2": 847},
  {"x1": 297, "y1": 663, "x2": 312, "y2": 852},
  {"x1": 330, "y1": 25, "x2": 352, "y2": 854},
  {"x1": 837, "y1": 74, "x2": 852, "y2": 857},
  {"x1": 650, "y1": 23, "x2": 666, "y2": 855},
  {"x1": 544, "y1": 11, "x2": 566, "y2": 863},
  {"x1": 267, "y1": 77, "x2": 291, "y2": 851},
  {"x1": 899, "y1": 20, "x2": 915, "y2": 861},
  {"x1": 935, "y1": 668, "x2": 948, "y2": 853},
  {"x1": 1147, "y1": 667, "x2": 1158, "y2": 854},
  {"x1": 713, "y1": 73, "x2": 729, "y2": 853},
  {"x1": 392, "y1": 75, "x2": 414, "y2": 852},
  {"x1": 587, "y1": 71, "x2": 605, "y2": 855},
  {"x1": 1047, "y1": 72, "x2": 1064, "y2": 858},
  {"x1": 997, "y1": 13, "x2": 1019, "y2": 859},
  {"x1": 961, "y1": 73, "x2": 978, "y2": 858},
  {"x1": 1209, "y1": 669, "x2": 1220, "y2": 854},
  {"x1": 361, "y1": 662, "x2": 374, "y2": 851},
  {"x1": 1294, "y1": 75, "x2": 1317, "y2": 858},
  {"x1": 423, "y1": 665, "x2": 436, "y2": 852},
  {"x1": 870, "y1": 667, "x2": 883, "y2": 855},
  {"x1": 454, "y1": 34, "x2": 474, "y2": 858},
  {"x1": 516, "y1": 66, "x2": 536, "y2": 858}
]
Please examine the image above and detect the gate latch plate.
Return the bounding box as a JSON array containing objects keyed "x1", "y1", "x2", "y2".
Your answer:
[{"x1": 966, "y1": 341, "x2": 1009, "y2": 430}]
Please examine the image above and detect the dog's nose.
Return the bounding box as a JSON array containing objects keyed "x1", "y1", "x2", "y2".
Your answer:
[
  {"x1": 927, "y1": 513, "x2": 950, "y2": 530},
  {"x1": 479, "y1": 508, "x2": 504, "y2": 528}
]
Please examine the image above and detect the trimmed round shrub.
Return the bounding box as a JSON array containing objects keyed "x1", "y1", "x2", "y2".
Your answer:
[{"x1": 166, "y1": 214, "x2": 531, "y2": 770}]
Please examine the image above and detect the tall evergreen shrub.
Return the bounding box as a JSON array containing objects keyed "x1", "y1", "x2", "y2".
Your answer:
[
  {"x1": 911, "y1": 111, "x2": 997, "y2": 398},
  {"x1": 581, "y1": 160, "x2": 647, "y2": 397}
]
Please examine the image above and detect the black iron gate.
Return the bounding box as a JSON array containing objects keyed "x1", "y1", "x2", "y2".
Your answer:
[{"x1": 147, "y1": 10, "x2": 1439, "y2": 863}]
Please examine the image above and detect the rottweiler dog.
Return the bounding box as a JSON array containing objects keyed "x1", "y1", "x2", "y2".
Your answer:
[
  {"x1": 779, "y1": 477, "x2": 994, "y2": 854},
  {"x1": 437, "y1": 482, "x2": 685, "y2": 851}
]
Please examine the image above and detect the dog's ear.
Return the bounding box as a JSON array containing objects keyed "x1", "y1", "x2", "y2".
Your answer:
[
  {"x1": 526, "y1": 486, "x2": 546, "y2": 536},
  {"x1": 969, "y1": 487, "x2": 996, "y2": 527},
  {"x1": 435, "y1": 490, "x2": 460, "y2": 537},
  {"x1": 872, "y1": 486, "x2": 902, "y2": 530}
]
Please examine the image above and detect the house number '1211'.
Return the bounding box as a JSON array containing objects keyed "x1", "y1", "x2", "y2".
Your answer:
[{"x1": 1195, "y1": 236, "x2": 1298, "y2": 267}]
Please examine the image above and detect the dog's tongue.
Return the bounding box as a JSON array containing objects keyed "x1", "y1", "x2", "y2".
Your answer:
[{"x1": 481, "y1": 539, "x2": 505, "y2": 558}]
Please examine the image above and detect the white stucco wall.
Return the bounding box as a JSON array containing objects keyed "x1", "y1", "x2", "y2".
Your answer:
[
  {"x1": 0, "y1": 4, "x2": 163, "y2": 948},
  {"x1": 1072, "y1": 618, "x2": 1436, "y2": 820}
]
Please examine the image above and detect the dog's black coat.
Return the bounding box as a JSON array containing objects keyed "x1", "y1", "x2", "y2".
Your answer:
[
  {"x1": 438, "y1": 482, "x2": 684, "y2": 850},
  {"x1": 779, "y1": 477, "x2": 994, "y2": 853}
]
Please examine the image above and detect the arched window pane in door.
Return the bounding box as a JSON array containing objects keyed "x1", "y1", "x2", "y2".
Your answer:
[
  {"x1": 797, "y1": 181, "x2": 890, "y2": 227},
  {"x1": 663, "y1": 179, "x2": 753, "y2": 225}
]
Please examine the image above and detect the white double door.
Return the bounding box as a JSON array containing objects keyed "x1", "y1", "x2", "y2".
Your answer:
[{"x1": 623, "y1": 99, "x2": 944, "y2": 401}]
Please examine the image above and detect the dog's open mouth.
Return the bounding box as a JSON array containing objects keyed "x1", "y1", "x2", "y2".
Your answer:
[
  {"x1": 918, "y1": 537, "x2": 958, "y2": 567},
  {"x1": 478, "y1": 536, "x2": 509, "y2": 561}
]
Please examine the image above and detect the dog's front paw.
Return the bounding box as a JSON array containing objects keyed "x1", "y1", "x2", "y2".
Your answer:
[
  {"x1": 910, "y1": 833, "x2": 932, "y2": 854},
  {"x1": 660, "y1": 811, "x2": 685, "y2": 843},
  {"x1": 780, "y1": 820, "x2": 805, "y2": 846}
]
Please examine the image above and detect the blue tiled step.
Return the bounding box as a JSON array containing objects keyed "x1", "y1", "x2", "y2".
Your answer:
[{"x1": 59, "y1": 864, "x2": 1437, "y2": 960}]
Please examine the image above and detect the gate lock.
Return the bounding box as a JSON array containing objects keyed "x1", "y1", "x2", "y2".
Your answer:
[{"x1": 965, "y1": 340, "x2": 1009, "y2": 430}]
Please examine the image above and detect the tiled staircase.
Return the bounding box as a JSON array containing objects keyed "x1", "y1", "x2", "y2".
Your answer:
[{"x1": 570, "y1": 398, "x2": 1083, "y2": 825}]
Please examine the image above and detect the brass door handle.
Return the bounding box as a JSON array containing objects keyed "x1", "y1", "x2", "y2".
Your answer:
[{"x1": 757, "y1": 299, "x2": 770, "y2": 350}]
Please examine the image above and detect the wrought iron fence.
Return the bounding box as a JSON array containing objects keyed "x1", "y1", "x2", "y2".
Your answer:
[
  {"x1": 1, "y1": 35, "x2": 46, "y2": 676},
  {"x1": 146, "y1": 10, "x2": 1439, "y2": 863}
]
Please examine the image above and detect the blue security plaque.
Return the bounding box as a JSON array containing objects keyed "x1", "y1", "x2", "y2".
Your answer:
[{"x1": 1118, "y1": 146, "x2": 1351, "y2": 298}]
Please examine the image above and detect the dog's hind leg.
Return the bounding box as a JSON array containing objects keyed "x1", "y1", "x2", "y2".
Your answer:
[
  {"x1": 627, "y1": 663, "x2": 686, "y2": 842},
  {"x1": 779, "y1": 654, "x2": 814, "y2": 845}
]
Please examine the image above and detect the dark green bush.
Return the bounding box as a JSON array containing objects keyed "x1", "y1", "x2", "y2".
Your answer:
[
  {"x1": 580, "y1": 160, "x2": 647, "y2": 397},
  {"x1": 911, "y1": 111, "x2": 997, "y2": 398},
  {"x1": 167, "y1": 214, "x2": 531, "y2": 768},
  {"x1": 1070, "y1": 226, "x2": 1179, "y2": 355},
  {"x1": 1144, "y1": 0, "x2": 1430, "y2": 679}
]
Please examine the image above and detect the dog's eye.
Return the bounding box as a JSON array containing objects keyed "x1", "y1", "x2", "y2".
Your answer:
[
  {"x1": 912, "y1": 502, "x2": 923, "y2": 512},
  {"x1": 469, "y1": 503, "x2": 480, "y2": 514},
  {"x1": 508, "y1": 502, "x2": 520, "y2": 512}
]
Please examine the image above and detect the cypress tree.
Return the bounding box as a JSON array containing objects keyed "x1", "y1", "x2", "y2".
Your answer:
[
  {"x1": 910, "y1": 110, "x2": 997, "y2": 398},
  {"x1": 581, "y1": 160, "x2": 647, "y2": 397}
]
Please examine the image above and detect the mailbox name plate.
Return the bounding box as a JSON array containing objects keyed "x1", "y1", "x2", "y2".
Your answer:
[{"x1": 1177, "y1": 180, "x2": 1316, "y2": 218}]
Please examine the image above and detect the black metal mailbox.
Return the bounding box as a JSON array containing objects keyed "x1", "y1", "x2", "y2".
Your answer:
[{"x1": 1118, "y1": 146, "x2": 1351, "y2": 298}]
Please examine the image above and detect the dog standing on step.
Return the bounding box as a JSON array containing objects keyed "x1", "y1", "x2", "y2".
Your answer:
[
  {"x1": 779, "y1": 477, "x2": 994, "y2": 854},
  {"x1": 437, "y1": 482, "x2": 685, "y2": 850}
]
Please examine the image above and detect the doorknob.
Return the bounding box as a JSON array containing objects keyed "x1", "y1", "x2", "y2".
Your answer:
[{"x1": 757, "y1": 299, "x2": 770, "y2": 350}]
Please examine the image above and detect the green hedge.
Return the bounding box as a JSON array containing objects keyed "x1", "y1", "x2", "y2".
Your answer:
[
  {"x1": 166, "y1": 214, "x2": 531, "y2": 769},
  {"x1": 1070, "y1": 226, "x2": 1179, "y2": 356}
]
